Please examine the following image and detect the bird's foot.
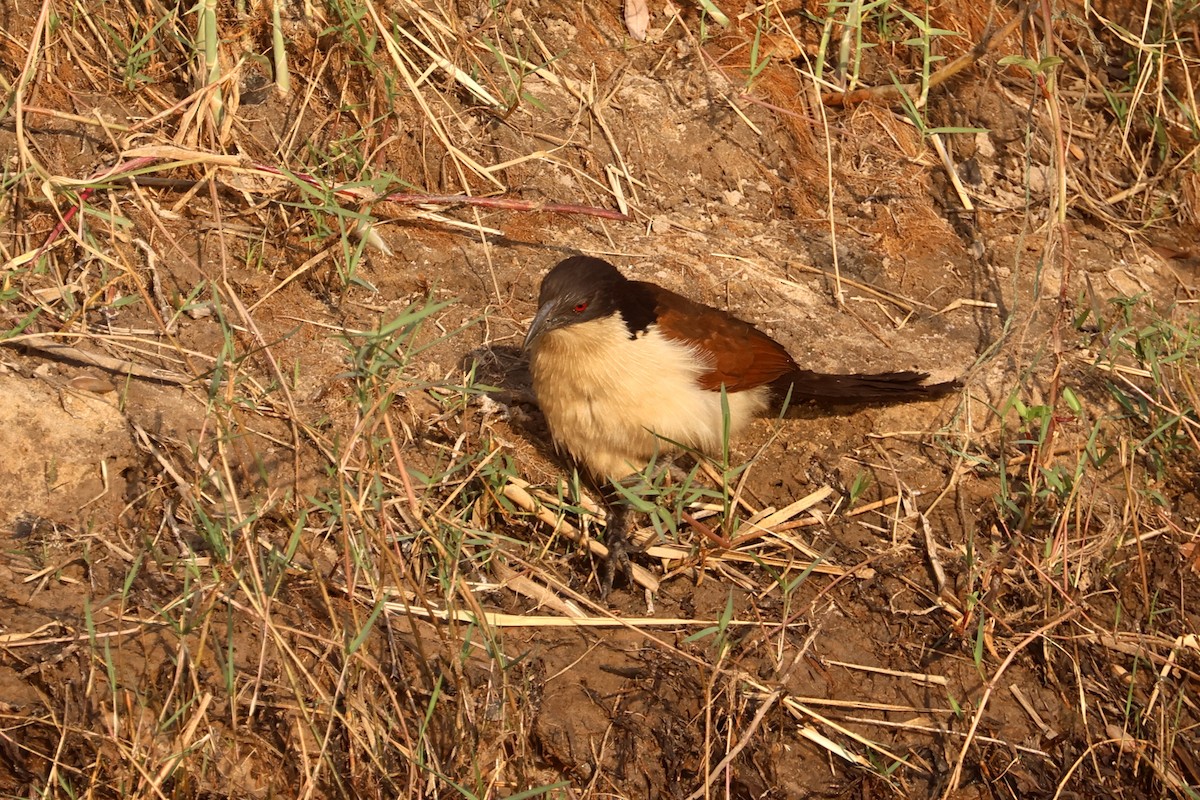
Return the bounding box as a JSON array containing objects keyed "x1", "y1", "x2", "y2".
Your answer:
[
  {"x1": 600, "y1": 502, "x2": 638, "y2": 600},
  {"x1": 600, "y1": 533, "x2": 637, "y2": 601}
]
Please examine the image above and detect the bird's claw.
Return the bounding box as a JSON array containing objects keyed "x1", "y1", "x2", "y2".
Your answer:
[
  {"x1": 600, "y1": 531, "x2": 637, "y2": 600},
  {"x1": 599, "y1": 499, "x2": 638, "y2": 600}
]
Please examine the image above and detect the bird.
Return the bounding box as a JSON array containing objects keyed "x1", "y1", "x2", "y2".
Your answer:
[{"x1": 522, "y1": 255, "x2": 959, "y2": 594}]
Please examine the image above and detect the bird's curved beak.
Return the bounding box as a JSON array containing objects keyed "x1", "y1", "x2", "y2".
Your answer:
[{"x1": 522, "y1": 302, "x2": 557, "y2": 353}]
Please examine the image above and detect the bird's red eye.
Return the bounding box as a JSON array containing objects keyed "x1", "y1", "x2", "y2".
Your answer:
[{"x1": 573, "y1": 302, "x2": 588, "y2": 313}]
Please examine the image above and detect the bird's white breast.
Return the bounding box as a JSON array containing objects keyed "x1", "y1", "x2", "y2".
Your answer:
[{"x1": 529, "y1": 315, "x2": 770, "y2": 479}]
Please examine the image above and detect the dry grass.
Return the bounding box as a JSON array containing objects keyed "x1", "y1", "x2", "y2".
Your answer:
[{"x1": 1, "y1": 0, "x2": 1198, "y2": 798}]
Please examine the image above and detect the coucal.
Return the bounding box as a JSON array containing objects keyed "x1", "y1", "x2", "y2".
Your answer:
[{"x1": 523, "y1": 255, "x2": 958, "y2": 592}]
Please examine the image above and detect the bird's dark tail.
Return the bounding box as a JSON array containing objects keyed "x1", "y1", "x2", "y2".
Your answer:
[{"x1": 775, "y1": 370, "x2": 960, "y2": 405}]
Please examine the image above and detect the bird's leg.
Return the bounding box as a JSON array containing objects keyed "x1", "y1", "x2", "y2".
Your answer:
[
  {"x1": 600, "y1": 487, "x2": 638, "y2": 599},
  {"x1": 599, "y1": 459, "x2": 678, "y2": 597}
]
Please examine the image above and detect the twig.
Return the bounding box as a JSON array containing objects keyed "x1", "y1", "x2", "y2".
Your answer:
[
  {"x1": 3, "y1": 335, "x2": 192, "y2": 384},
  {"x1": 685, "y1": 690, "x2": 781, "y2": 800},
  {"x1": 780, "y1": 263, "x2": 934, "y2": 313},
  {"x1": 943, "y1": 607, "x2": 1080, "y2": 797},
  {"x1": 821, "y1": 5, "x2": 1030, "y2": 108},
  {"x1": 503, "y1": 477, "x2": 660, "y2": 593},
  {"x1": 101, "y1": 150, "x2": 632, "y2": 221},
  {"x1": 381, "y1": 191, "x2": 630, "y2": 220}
]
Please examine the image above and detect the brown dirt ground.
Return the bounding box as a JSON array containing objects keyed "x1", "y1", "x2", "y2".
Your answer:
[{"x1": 2, "y1": 1, "x2": 1199, "y2": 798}]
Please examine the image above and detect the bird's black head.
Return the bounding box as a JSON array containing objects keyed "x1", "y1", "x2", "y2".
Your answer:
[{"x1": 522, "y1": 256, "x2": 628, "y2": 351}]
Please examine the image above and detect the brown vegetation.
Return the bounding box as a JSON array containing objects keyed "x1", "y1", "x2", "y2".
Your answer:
[{"x1": 1, "y1": 0, "x2": 1198, "y2": 797}]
